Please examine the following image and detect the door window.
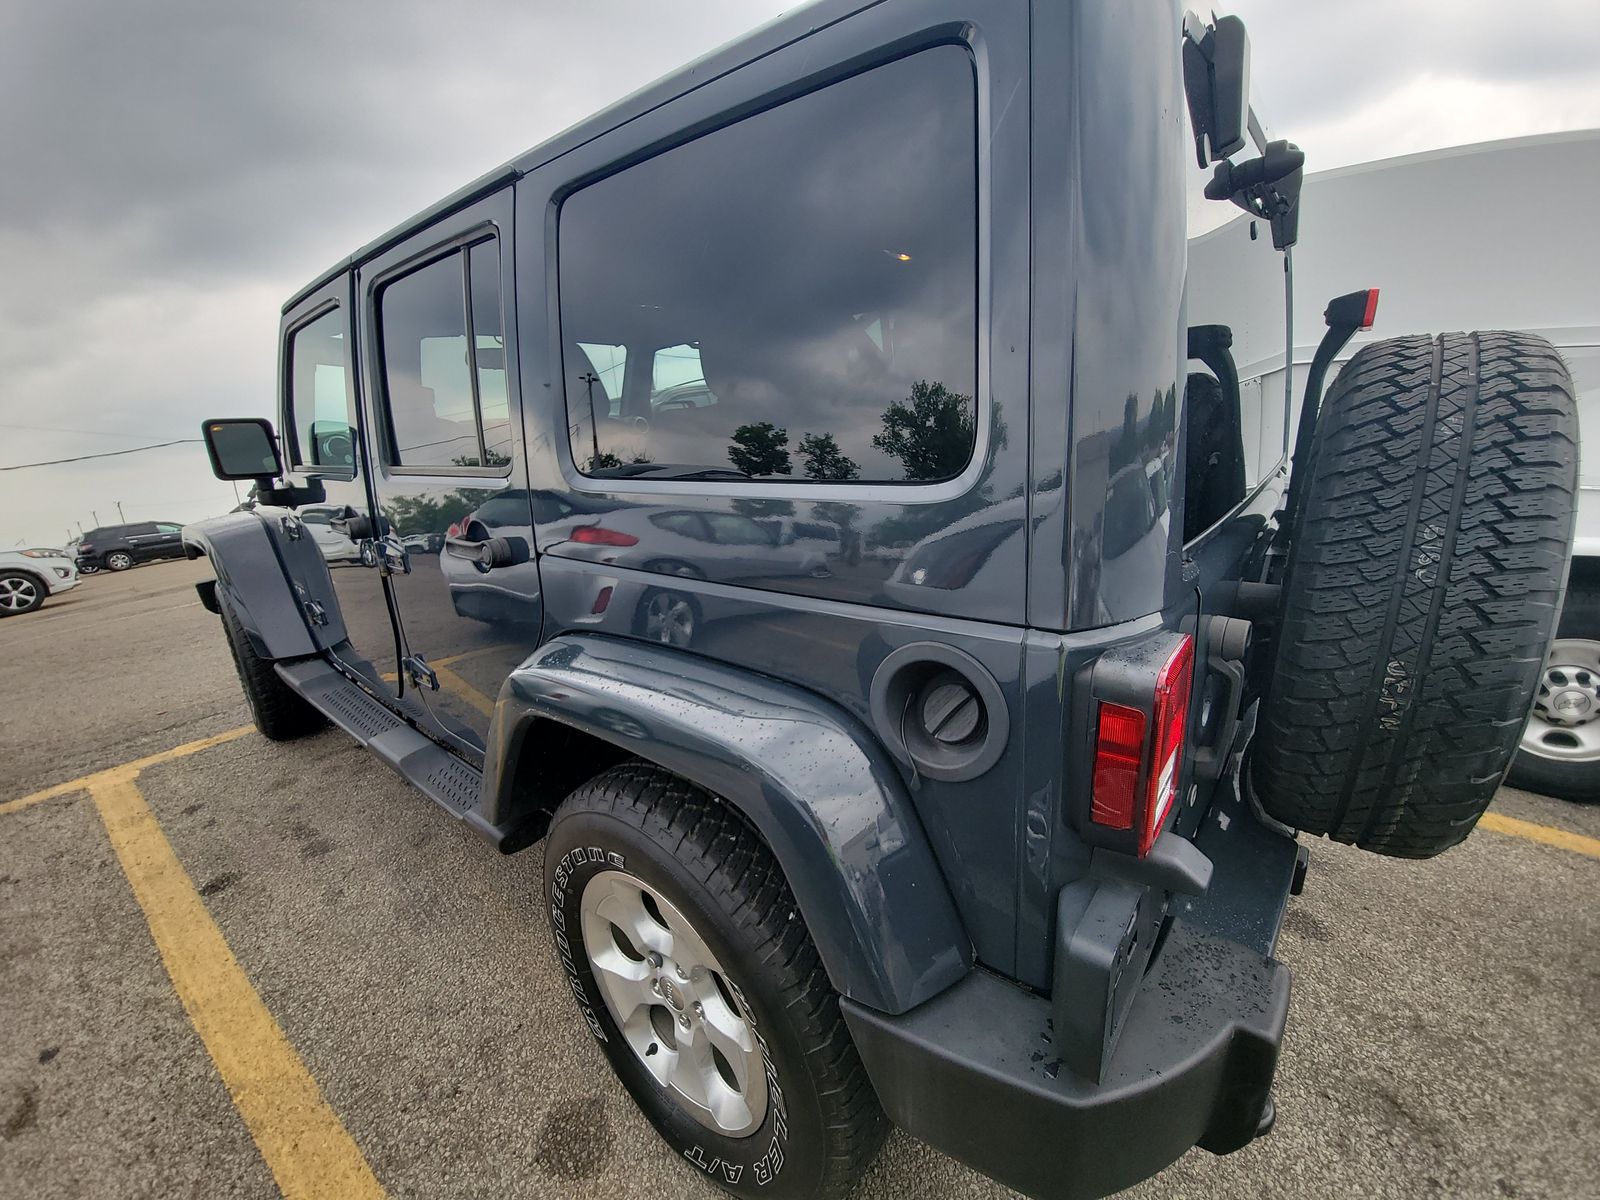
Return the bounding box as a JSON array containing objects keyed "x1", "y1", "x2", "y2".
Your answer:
[
  {"x1": 559, "y1": 47, "x2": 978, "y2": 483},
  {"x1": 377, "y1": 238, "x2": 510, "y2": 471},
  {"x1": 156, "y1": 523, "x2": 182, "y2": 534},
  {"x1": 285, "y1": 307, "x2": 356, "y2": 474}
]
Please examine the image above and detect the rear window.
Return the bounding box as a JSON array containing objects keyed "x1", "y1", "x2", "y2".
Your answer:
[{"x1": 559, "y1": 47, "x2": 978, "y2": 484}]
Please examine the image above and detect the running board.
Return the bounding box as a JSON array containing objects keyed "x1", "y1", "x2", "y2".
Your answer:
[{"x1": 274, "y1": 657, "x2": 521, "y2": 849}]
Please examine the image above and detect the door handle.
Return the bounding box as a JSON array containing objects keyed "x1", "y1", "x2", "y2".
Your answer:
[{"x1": 445, "y1": 534, "x2": 518, "y2": 570}]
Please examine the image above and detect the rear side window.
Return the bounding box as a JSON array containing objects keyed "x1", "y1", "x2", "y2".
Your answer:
[
  {"x1": 286, "y1": 307, "x2": 356, "y2": 475},
  {"x1": 377, "y1": 238, "x2": 509, "y2": 471},
  {"x1": 559, "y1": 47, "x2": 978, "y2": 483}
]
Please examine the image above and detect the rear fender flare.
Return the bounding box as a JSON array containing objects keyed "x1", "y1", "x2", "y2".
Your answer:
[{"x1": 487, "y1": 634, "x2": 972, "y2": 1015}]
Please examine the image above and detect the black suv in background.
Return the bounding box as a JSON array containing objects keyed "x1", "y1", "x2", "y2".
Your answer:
[{"x1": 77, "y1": 522, "x2": 186, "y2": 572}]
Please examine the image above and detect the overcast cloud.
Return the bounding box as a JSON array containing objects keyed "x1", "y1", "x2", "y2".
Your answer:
[{"x1": 3, "y1": 0, "x2": 1598, "y2": 546}]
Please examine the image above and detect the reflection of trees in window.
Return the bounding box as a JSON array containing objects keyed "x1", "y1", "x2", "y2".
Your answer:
[
  {"x1": 585, "y1": 449, "x2": 653, "y2": 472},
  {"x1": 798, "y1": 433, "x2": 860, "y2": 481},
  {"x1": 872, "y1": 380, "x2": 975, "y2": 482},
  {"x1": 728, "y1": 422, "x2": 792, "y2": 477}
]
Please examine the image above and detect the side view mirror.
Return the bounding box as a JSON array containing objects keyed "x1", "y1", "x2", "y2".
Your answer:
[
  {"x1": 202, "y1": 417, "x2": 282, "y2": 481},
  {"x1": 1182, "y1": 12, "x2": 1251, "y2": 166},
  {"x1": 200, "y1": 416, "x2": 326, "y2": 508}
]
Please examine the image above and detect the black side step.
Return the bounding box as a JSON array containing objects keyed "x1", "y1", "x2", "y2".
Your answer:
[{"x1": 275, "y1": 658, "x2": 516, "y2": 848}]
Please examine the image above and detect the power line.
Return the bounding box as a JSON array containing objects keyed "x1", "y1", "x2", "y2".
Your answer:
[
  {"x1": 0, "y1": 420, "x2": 193, "y2": 441},
  {"x1": 0, "y1": 439, "x2": 202, "y2": 472}
]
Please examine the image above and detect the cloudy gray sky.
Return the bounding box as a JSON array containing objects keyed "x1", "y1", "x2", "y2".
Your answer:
[{"x1": 2, "y1": 0, "x2": 1598, "y2": 547}]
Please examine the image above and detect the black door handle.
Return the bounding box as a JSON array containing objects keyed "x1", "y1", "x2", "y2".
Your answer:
[{"x1": 446, "y1": 534, "x2": 517, "y2": 569}]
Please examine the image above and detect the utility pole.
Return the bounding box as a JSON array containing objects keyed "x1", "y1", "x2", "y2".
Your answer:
[
  {"x1": 579, "y1": 372, "x2": 602, "y2": 468},
  {"x1": 91, "y1": 510, "x2": 99, "y2": 527},
  {"x1": 116, "y1": 500, "x2": 125, "y2": 522}
]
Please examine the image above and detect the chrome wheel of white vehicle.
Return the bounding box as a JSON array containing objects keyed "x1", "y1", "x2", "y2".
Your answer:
[
  {"x1": 578, "y1": 869, "x2": 769, "y2": 1138},
  {"x1": 0, "y1": 574, "x2": 42, "y2": 614},
  {"x1": 1521, "y1": 638, "x2": 1600, "y2": 764},
  {"x1": 642, "y1": 592, "x2": 695, "y2": 646}
]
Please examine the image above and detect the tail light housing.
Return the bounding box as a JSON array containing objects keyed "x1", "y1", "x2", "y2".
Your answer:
[
  {"x1": 571, "y1": 525, "x2": 639, "y2": 547},
  {"x1": 1086, "y1": 632, "x2": 1195, "y2": 856}
]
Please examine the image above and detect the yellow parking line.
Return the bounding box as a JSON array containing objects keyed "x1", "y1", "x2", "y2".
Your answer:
[
  {"x1": 434, "y1": 665, "x2": 496, "y2": 717},
  {"x1": 0, "y1": 725, "x2": 253, "y2": 817},
  {"x1": 1478, "y1": 811, "x2": 1600, "y2": 860},
  {"x1": 90, "y1": 772, "x2": 385, "y2": 1200}
]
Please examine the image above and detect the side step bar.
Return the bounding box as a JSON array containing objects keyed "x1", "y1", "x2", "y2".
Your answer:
[{"x1": 274, "y1": 657, "x2": 523, "y2": 850}]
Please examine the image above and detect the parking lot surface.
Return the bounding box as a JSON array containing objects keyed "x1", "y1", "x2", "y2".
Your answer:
[{"x1": 3, "y1": 557, "x2": 1597, "y2": 1199}]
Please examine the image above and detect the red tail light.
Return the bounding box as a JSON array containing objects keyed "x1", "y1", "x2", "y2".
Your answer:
[
  {"x1": 1091, "y1": 634, "x2": 1194, "y2": 856},
  {"x1": 446, "y1": 522, "x2": 463, "y2": 539},
  {"x1": 571, "y1": 525, "x2": 639, "y2": 547}
]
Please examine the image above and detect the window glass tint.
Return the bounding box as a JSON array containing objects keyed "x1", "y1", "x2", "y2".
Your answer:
[
  {"x1": 381, "y1": 253, "x2": 478, "y2": 467},
  {"x1": 469, "y1": 241, "x2": 511, "y2": 466},
  {"x1": 156, "y1": 523, "x2": 182, "y2": 533},
  {"x1": 560, "y1": 47, "x2": 977, "y2": 483},
  {"x1": 287, "y1": 308, "x2": 356, "y2": 473},
  {"x1": 379, "y1": 240, "x2": 510, "y2": 470}
]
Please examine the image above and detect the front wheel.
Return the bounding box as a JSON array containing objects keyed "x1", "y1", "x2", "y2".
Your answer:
[
  {"x1": 1507, "y1": 584, "x2": 1600, "y2": 802},
  {"x1": 0, "y1": 571, "x2": 45, "y2": 616},
  {"x1": 544, "y1": 763, "x2": 885, "y2": 1199}
]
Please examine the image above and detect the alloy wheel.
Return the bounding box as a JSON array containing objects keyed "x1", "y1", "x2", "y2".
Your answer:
[{"x1": 578, "y1": 869, "x2": 769, "y2": 1137}]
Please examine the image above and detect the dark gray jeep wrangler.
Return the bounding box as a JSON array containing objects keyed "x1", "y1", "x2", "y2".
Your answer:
[{"x1": 186, "y1": 4, "x2": 1579, "y2": 1197}]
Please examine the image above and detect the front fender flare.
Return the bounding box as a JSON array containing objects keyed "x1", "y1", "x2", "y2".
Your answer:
[
  {"x1": 488, "y1": 635, "x2": 972, "y2": 1015},
  {"x1": 183, "y1": 512, "x2": 328, "y2": 659}
]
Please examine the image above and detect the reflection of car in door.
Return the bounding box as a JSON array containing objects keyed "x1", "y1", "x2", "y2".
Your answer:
[{"x1": 298, "y1": 505, "x2": 364, "y2": 564}]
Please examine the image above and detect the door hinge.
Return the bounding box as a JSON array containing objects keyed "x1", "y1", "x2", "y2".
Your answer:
[
  {"x1": 403, "y1": 654, "x2": 438, "y2": 691},
  {"x1": 375, "y1": 534, "x2": 410, "y2": 575}
]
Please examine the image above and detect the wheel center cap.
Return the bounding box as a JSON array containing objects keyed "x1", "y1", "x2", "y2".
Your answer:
[
  {"x1": 1551, "y1": 688, "x2": 1592, "y2": 718},
  {"x1": 660, "y1": 976, "x2": 685, "y2": 1011}
]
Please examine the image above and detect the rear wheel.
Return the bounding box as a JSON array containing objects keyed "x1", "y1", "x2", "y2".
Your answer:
[
  {"x1": 218, "y1": 598, "x2": 326, "y2": 741},
  {"x1": 1251, "y1": 332, "x2": 1579, "y2": 856},
  {"x1": 544, "y1": 763, "x2": 885, "y2": 1199},
  {"x1": 1507, "y1": 584, "x2": 1600, "y2": 802},
  {"x1": 0, "y1": 571, "x2": 45, "y2": 616},
  {"x1": 105, "y1": 551, "x2": 134, "y2": 571}
]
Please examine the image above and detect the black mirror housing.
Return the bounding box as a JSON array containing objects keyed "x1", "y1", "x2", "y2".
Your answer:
[
  {"x1": 203, "y1": 417, "x2": 283, "y2": 481},
  {"x1": 1182, "y1": 12, "x2": 1251, "y2": 166}
]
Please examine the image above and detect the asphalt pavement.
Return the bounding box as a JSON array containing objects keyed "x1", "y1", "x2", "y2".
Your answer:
[{"x1": 2, "y1": 557, "x2": 1596, "y2": 1199}]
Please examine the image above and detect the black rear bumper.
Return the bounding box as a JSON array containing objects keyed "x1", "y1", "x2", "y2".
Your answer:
[
  {"x1": 844, "y1": 921, "x2": 1288, "y2": 1200},
  {"x1": 842, "y1": 778, "x2": 1300, "y2": 1200}
]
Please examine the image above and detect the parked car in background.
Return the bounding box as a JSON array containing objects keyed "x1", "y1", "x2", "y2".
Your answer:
[
  {"x1": 76, "y1": 522, "x2": 187, "y2": 572},
  {"x1": 0, "y1": 548, "x2": 79, "y2": 616}
]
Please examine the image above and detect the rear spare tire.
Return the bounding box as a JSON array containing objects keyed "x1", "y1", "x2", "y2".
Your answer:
[{"x1": 1251, "y1": 331, "x2": 1578, "y2": 857}]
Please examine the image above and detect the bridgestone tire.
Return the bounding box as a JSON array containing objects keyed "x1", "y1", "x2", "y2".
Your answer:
[
  {"x1": 1505, "y1": 584, "x2": 1600, "y2": 803},
  {"x1": 1251, "y1": 332, "x2": 1578, "y2": 857},
  {"x1": 544, "y1": 763, "x2": 886, "y2": 1200},
  {"x1": 219, "y1": 598, "x2": 326, "y2": 741}
]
